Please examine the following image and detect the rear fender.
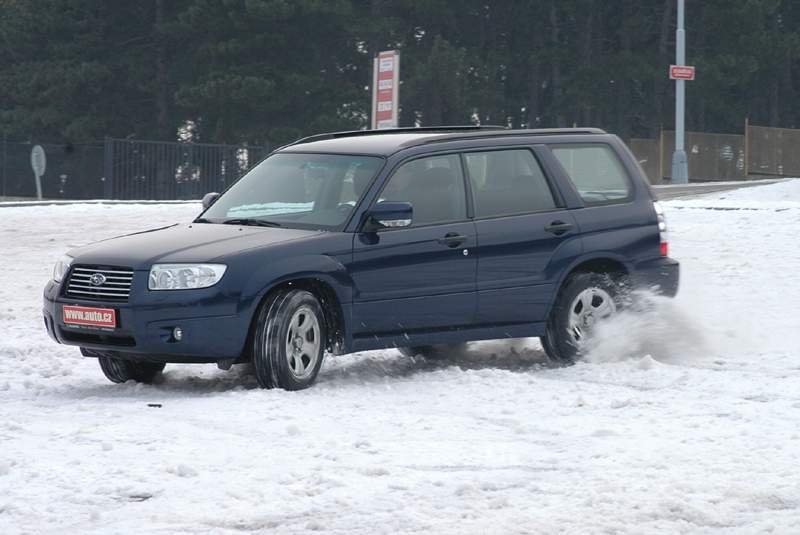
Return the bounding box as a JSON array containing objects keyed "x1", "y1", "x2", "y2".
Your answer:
[{"x1": 544, "y1": 252, "x2": 634, "y2": 318}]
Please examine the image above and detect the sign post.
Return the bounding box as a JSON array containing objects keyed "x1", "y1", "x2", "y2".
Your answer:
[
  {"x1": 670, "y1": 0, "x2": 691, "y2": 184},
  {"x1": 371, "y1": 50, "x2": 400, "y2": 129},
  {"x1": 30, "y1": 145, "x2": 46, "y2": 200}
]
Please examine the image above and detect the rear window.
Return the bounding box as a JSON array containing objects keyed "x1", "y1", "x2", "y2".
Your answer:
[{"x1": 551, "y1": 144, "x2": 631, "y2": 204}]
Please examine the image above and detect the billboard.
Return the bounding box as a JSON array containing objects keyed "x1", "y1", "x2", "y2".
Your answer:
[{"x1": 371, "y1": 50, "x2": 399, "y2": 129}]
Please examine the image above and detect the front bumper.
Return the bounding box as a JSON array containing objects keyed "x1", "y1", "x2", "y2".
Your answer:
[
  {"x1": 632, "y1": 257, "x2": 680, "y2": 297},
  {"x1": 43, "y1": 277, "x2": 253, "y2": 363}
]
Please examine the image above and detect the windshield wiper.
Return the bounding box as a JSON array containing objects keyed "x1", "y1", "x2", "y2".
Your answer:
[{"x1": 220, "y1": 218, "x2": 283, "y2": 228}]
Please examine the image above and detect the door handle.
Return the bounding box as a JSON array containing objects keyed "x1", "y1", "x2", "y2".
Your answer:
[
  {"x1": 544, "y1": 221, "x2": 574, "y2": 235},
  {"x1": 437, "y1": 233, "x2": 467, "y2": 248}
]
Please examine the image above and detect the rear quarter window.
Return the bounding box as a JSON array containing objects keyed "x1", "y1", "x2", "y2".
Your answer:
[{"x1": 550, "y1": 144, "x2": 632, "y2": 204}]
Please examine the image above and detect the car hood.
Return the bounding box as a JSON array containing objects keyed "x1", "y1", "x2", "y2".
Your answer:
[{"x1": 68, "y1": 223, "x2": 322, "y2": 269}]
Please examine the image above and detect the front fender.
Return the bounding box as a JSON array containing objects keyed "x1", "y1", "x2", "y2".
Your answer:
[
  {"x1": 240, "y1": 253, "x2": 354, "y2": 354},
  {"x1": 243, "y1": 254, "x2": 353, "y2": 305}
]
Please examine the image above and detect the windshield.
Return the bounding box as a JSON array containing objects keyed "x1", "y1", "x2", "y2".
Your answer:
[{"x1": 201, "y1": 153, "x2": 384, "y2": 229}]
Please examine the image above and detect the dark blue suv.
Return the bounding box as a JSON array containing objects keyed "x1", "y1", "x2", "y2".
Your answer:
[{"x1": 43, "y1": 127, "x2": 679, "y2": 390}]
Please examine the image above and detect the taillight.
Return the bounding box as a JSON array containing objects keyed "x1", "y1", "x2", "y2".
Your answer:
[{"x1": 653, "y1": 201, "x2": 668, "y2": 257}]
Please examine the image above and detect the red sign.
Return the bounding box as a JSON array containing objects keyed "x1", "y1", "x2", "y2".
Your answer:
[
  {"x1": 670, "y1": 65, "x2": 695, "y2": 80},
  {"x1": 372, "y1": 50, "x2": 399, "y2": 129},
  {"x1": 63, "y1": 305, "x2": 117, "y2": 329}
]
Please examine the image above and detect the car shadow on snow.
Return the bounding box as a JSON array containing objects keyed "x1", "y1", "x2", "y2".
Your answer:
[
  {"x1": 58, "y1": 339, "x2": 550, "y2": 397},
  {"x1": 318, "y1": 338, "x2": 551, "y2": 387},
  {"x1": 50, "y1": 362, "x2": 260, "y2": 399}
]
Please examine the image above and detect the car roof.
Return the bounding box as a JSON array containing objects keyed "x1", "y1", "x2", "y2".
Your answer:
[{"x1": 277, "y1": 127, "x2": 608, "y2": 157}]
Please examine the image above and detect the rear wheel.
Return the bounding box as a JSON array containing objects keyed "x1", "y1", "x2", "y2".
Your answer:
[
  {"x1": 252, "y1": 289, "x2": 326, "y2": 390},
  {"x1": 97, "y1": 355, "x2": 165, "y2": 384},
  {"x1": 398, "y1": 343, "x2": 467, "y2": 359},
  {"x1": 541, "y1": 273, "x2": 621, "y2": 364}
]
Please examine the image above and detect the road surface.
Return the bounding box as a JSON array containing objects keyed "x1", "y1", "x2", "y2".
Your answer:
[{"x1": 652, "y1": 178, "x2": 785, "y2": 200}]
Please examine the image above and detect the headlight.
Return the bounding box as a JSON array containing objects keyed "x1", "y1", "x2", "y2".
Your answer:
[
  {"x1": 53, "y1": 255, "x2": 73, "y2": 283},
  {"x1": 148, "y1": 264, "x2": 227, "y2": 290}
]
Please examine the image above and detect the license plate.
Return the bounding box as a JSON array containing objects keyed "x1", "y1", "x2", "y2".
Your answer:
[{"x1": 62, "y1": 305, "x2": 117, "y2": 329}]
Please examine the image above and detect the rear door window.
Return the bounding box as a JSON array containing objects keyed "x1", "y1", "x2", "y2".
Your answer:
[
  {"x1": 550, "y1": 144, "x2": 632, "y2": 204},
  {"x1": 464, "y1": 149, "x2": 557, "y2": 218}
]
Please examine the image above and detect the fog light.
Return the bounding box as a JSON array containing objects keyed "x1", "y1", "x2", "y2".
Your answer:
[{"x1": 173, "y1": 327, "x2": 183, "y2": 341}]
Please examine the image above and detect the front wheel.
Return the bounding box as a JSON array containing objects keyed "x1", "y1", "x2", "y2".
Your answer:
[
  {"x1": 97, "y1": 355, "x2": 165, "y2": 384},
  {"x1": 541, "y1": 273, "x2": 621, "y2": 364},
  {"x1": 252, "y1": 289, "x2": 326, "y2": 390}
]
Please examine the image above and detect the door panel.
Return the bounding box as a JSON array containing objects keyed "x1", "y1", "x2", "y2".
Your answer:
[
  {"x1": 463, "y1": 147, "x2": 580, "y2": 326},
  {"x1": 474, "y1": 212, "x2": 580, "y2": 324},
  {"x1": 351, "y1": 221, "x2": 477, "y2": 334},
  {"x1": 350, "y1": 152, "x2": 477, "y2": 335}
]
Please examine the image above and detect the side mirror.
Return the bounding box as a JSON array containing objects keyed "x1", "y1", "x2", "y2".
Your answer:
[
  {"x1": 202, "y1": 192, "x2": 220, "y2": 210},
  {"x1": 365, "y1": 201, "x2": 413, "y2": 231}
]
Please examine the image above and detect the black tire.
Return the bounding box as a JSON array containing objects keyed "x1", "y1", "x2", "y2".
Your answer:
[
  {"x1": 98, "y1": 356, "x2": 165, "y2": 384},
  {"x1": 541, "y1": 272, "x2": 623, "y2": 364},
  {"x1": 397, "y1": 343, "x2": 467, "y2": 359},
  {"x1": 252, "y1": 289, "x2": 326, "y2": 390}
]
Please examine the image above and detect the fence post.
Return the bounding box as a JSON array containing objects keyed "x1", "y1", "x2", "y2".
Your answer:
[
  {"x1": 658, "y1": 125, "x2": 664, "y2": 181},
  {"x1": 103, "y1": 137, "x2": 113, "y2": 199},
  {"x1": 743, "y1": 116, "x2": 749, "y2": 179},
  {"x1": 1, "y1": 134, "x2": 6, "y2": 197}
]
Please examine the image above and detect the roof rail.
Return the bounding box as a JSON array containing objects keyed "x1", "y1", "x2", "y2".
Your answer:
[
  {"x1": 524, "y1": 127, "x2": 606, "y2": 135},
  {"x1": 406, "y1": 127, "x2": 607, "y2": 148},
  {"x1": 289, "y1": 125, "x2": 508, "y2": 146}
]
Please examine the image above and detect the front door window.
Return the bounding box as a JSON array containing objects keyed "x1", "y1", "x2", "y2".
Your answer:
[{"x1": 378, "y1": 154, "x2": 467, "y2": 227}]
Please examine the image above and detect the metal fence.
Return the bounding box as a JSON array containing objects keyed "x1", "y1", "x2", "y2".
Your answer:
[
  {"x1": 104, "y1": 138, "x2": 269, "y2": 200},
  {"x1": 0, "y1": 138, "x2": 105, "y2": 199},
  {"x1": 630, "y1": 129, "x2": 747, "y2": 183},
  {"x1": 0, "y1": 136, "x2": 269, "y2": 201},
  {"x1": 3, "y1": 124, "x2": 798, "y2": 198},
  {"x1": 747, "y1": 125, "x2": 800, "y2": 176},
  {"x1": 664, "y1": 130, "x2": 746, "y2": 182},
  {"x1": 628, "y1": 138, "x2": 661, "y2": 185}
]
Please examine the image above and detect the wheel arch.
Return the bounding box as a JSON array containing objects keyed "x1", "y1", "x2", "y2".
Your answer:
[
  {"x1": 563, "y1": 255, "x2": 630, "y2": 280},
  {"x1": 244, "y1": 273, "x2": 349, "y2": 362},
  {"x1": 545, "y1": 253, "x2": 632, "y2": 318}
]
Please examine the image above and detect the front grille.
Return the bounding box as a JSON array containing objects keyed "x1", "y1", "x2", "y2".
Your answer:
[{"x1": 66, "y1": 266, "x2": 134, "y2": 301}]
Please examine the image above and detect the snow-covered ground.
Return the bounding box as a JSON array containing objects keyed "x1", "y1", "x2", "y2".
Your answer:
[{"x1": 1, "y1": 181, "x2": 799, "y2": 534}]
